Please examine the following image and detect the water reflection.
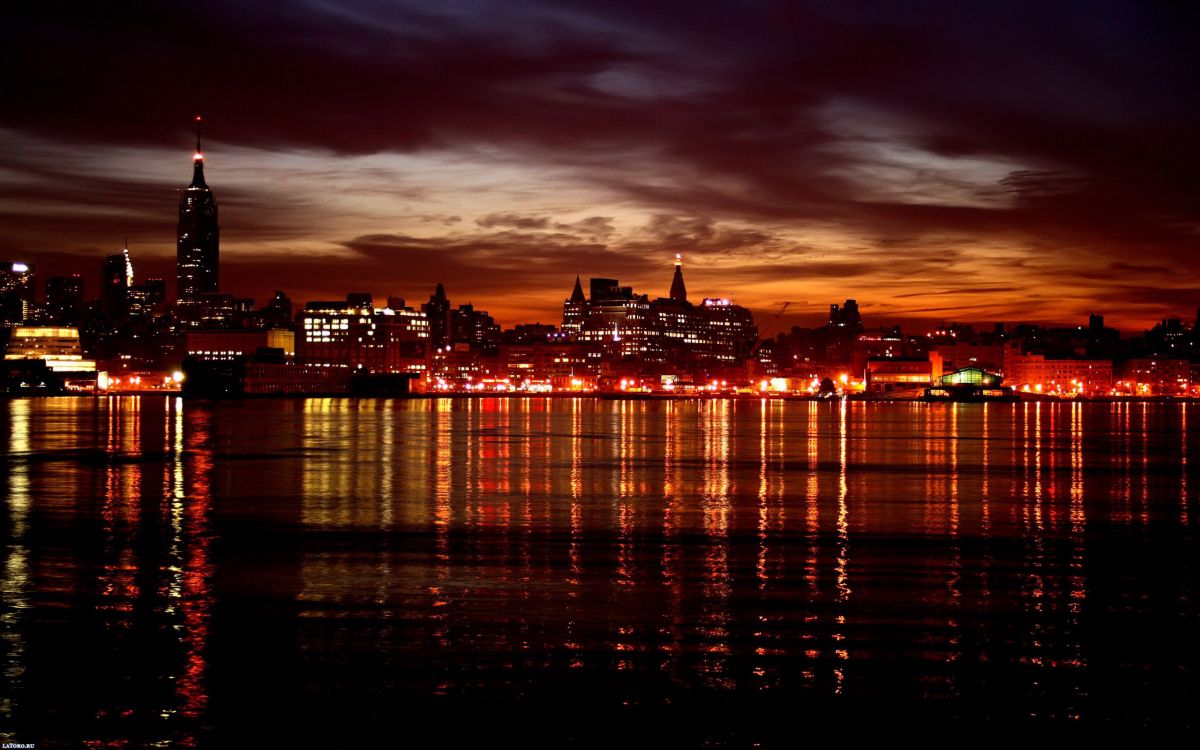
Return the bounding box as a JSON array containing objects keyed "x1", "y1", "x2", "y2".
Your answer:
[{"x1": 1, "y1": 397, "x2": 1198, "y2": 743}]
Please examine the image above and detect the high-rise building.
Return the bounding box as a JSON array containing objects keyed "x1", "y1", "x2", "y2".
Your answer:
[
  {"x1": 422, "y1": 283, "x2": 451, "y2": 348},
  {"x1": 101, "y1": 246, "x2": 132, "y2": 317},
  {"x1": 450, "y1": 303, "x2": 501, "y2": 352},
  {"x1": 45, "y1": 274, "x2": 84, "y2": 326},
  {"x1": 177, "y1": 116, "x2": 219, "y2": 310},
  {"x1": 562, "y1": 276, "x2": 587, "y2": 335},
  {"x1": 829, "y1": 299, "x2": 863, "y2": 330},
  {"x1": 127, "y1": 279, "x2": 167, "y2": 320},
  {"x1": 1, "y1": 261, "x2": 35, "y2": 325},
  {"x1": 564, "y1": 259, "x2": 757, "y2": 368}
]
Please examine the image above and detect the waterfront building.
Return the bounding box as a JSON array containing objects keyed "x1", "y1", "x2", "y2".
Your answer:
[
  {"x1": 1116, "y1": 358, "x2": 1191, "y2": 396},
  {"x1": 498, "y1": 339, "x2": 594, "y2": 384},
  {"x1": 864, "y1": 357, "x2": 934, "y2": 394},
  {"x1": 1003, "y1": 348, "x2": 1114, "y2": 393},
  {"x1": 297, "y1": 294, "x2": 428, "y2": 375},
  {"x1": 429, "y1": 344, "x2": 490, "y2": 385},
  {"x1": 3, "y1": 326, "x2": 96, "y2": 380},
  {"x1": 186, "y1": 329, "x2": 296, "y2": 360}
]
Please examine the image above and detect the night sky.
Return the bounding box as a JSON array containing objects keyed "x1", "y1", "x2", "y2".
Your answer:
[{"x1": 3, "y1": 1, "x2": 1198, "y2": 329}]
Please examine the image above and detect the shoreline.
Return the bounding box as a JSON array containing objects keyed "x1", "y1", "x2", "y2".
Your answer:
[{"x1": 5, "y1": 391, "x2": 1199, "y2": 404}]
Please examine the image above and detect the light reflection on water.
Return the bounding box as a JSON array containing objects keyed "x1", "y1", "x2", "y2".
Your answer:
[{"x1": 1, "y1": 396, "x2": 1198, "y2": 745}]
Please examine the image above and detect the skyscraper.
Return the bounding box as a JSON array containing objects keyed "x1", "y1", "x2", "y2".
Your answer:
[
  {"x1": 422, "y1": 283, "x2": 451, "y2": 349},
  {"x1": 1, "y1": 261, "x2": 35, "y2": 324},
  {"x1": 45, "y1": 274, "x2": 84, "y2": 326},
  {"x1": 101, "y1": 245, "x2": 132, "y2": 318},
  {"x1": 176, "y1": 116, "x2": 219, "y2": 309}
]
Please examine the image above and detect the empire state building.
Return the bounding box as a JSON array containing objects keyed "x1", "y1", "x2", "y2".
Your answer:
[{"x1": 176, "y1": 116, "x2": 219, "y2": 308}]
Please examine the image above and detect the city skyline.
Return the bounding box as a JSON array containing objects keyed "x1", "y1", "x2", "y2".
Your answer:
[{"x1": 3, "y1": 2, "x2": 1199, "y2": 330}]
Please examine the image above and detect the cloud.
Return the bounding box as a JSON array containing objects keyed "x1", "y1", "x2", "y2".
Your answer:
[{"x1": 1, "y1": 1, "x2": 1198, "y2": 329}]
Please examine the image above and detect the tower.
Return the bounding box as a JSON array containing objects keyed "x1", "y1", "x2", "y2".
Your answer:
[
  {"x1": 562, "y1": 275, "x2": 588, "y2": 335},
  {"x1": 669, "y1": 253, "x2": 687, "y2": 302},
  {"x1": 176, "y1": 116, "x2": 220, "y2": 309}
]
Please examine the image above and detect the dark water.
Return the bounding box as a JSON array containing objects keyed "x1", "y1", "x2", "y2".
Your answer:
[{"x1": 1, "y1": 397, "x2": 1197, "y2": 746}]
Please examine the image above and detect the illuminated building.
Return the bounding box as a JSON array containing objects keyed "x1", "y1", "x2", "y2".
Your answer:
[
  {"x1": 575, "y1": 277, "x2": 658, "y2": 361},
  {"x1": 177, "y1": 117, "x2": 220, "y2": 312},
  {"x1": 929, "y1": 339, "x2": 1006, "y2": 372},
  {"x1": 197, "y1": 292, "x2": 255, "y2": 328},
  {"x1": 1003, "y1": 348, "x2": 1113, "y2": 393},
  {"x1": 429, "y1": 344, "x2": 490, "y2": 383},
  {"x1": 565, "y1": 258, "x2": 757, "y2": 369},
  {"x1": 243, "y1": 361, "x2": 352, "y2": 394},
  {"x1": 101, "y1": 247, "x2": 133, "y2": 317},
  {"x1": 4, "y1": 326, "x2": 96, "y2": 376},
  {"x1": 186, "y1": 329, "x2": 296, "y2": 360},
  {"x1": 298, "y1": 294, "x2": 428, "y2": 374},
  {"x1": 925, "y1": 366, "x2": 1011, "y2": 400},
  {"x1": 562, "y1": 276, "x2": 586, "y2": 335},
  {"x1": 1117, "y1": 358, "x2": 1191, "y2": 395},
  {"x1": 864, "y1": 357, "x2": 934, "y2": 394},
  {"x1": 1, "y1": 261, "x2": 36, "y2": 324},
  {"x1": 498, "y1": 339, "x2": 594, "y2": 384},
  {"x1": 127, "y1": 279, "x2": 167, "y2": 320}
]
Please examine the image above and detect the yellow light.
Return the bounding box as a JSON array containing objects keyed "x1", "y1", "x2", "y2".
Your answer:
[{"x1": 839, "y1": 373, "x2": 849, "y2": 385}]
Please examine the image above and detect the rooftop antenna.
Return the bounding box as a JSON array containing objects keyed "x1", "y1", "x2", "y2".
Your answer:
[{"x1": 194, "y1": 115, "x2": 203, "y2": 159}]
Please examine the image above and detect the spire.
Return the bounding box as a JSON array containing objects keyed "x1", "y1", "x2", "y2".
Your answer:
[
  {"x1": 569, "y1": 275, "x2": 586, "y2": 303},
  {"x1": 121, "y1": 237, "x2": 133, "y2": 286},
  {"x1": 189, "y1": 115, "x2": 208, "y2": 189},
  {"x1": 669, "y1": 253, "x2": 687, "y2": 302}
]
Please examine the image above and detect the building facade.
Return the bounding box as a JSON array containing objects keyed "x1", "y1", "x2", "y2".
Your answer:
[
  {"x1": 298, "y1": 295, "x2": 429, "y2": 375},
  {"x1": 563, "y1": 259, "x2": 757, "y2": 370}
]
